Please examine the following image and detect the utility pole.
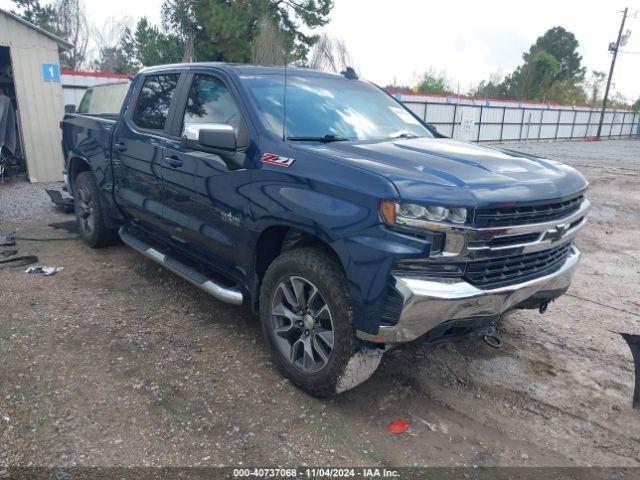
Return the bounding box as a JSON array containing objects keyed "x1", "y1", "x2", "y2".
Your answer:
[{"x1": 596, "y1": 7, "x2": 628, "y2": 140}]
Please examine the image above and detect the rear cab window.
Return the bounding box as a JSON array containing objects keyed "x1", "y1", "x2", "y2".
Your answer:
[
  {"x1": 78, "y1": 83, "x2": 129, "y2": 115},
  {"x1": 132, "y1": 74, "x2": 180, "y2": 131},
  {"x1": 77, "y1": 89, "x2": 93, "y2": 114}
]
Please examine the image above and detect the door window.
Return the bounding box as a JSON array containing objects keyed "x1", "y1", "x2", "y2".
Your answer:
[
  {"x1": 182, "y1": 75, "x2": 242, "y2": 134},
  {"x1": 132, "y1": 74, "x2": 179, "y2": 131}
]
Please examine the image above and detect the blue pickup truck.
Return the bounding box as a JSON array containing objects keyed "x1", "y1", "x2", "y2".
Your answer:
[{"x1": 61, "y1": 63, "x2": 589, "y2": 396}]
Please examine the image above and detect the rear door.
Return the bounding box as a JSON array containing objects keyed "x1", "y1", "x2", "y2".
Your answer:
[
  {"x1": 160, "y1": 71, "x2": 253, "y2": 271},
  {"x1": 111, "y1": 71, "x2": 183, "y2": 232}
]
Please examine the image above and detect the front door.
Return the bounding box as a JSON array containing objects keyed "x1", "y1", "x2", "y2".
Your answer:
[
  {"x1": 161, "y1": 73, "x2": 252, "y2": 272},
  {"x1": 112, "y1": 72, "x2": 182, "y2": 233}
]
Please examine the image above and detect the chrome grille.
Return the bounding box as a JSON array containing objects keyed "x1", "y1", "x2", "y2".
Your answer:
[
  {"x1": 464, "y1": 243, "x2": 573, "y2": 289},
  {"x1": 474, "y1": 195, "x2": 584, "y2": 227}
]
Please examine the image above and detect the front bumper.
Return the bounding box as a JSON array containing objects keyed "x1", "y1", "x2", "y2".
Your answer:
[{"x1": 359, "y1": 244, "x2": 581, "y2": 344}]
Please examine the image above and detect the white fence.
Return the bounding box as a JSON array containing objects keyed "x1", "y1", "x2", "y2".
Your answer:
[{"x1": 394, "y1": 91, "x2": 640, "y2": 142}]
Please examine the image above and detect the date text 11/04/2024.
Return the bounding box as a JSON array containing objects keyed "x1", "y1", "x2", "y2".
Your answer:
[{"x1": 232, "y1": 468, "x2": 400, "y2": 478}]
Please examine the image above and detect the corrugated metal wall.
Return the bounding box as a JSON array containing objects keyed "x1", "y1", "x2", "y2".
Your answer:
[
  {"x1": 0, "y1": 13, "x2": 65, "y2": 182},
  {"x1": 397, "y1": 92, "x2": 640, "y2": 142}
]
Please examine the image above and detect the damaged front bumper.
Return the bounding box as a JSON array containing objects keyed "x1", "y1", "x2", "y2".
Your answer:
[{"x1": 358, "y1": 244, "x2": 581, "y2": 344}]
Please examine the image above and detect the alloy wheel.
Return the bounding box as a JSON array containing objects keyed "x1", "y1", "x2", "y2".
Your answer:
[
  {"x1": 270, "y1": 276, "x2": 334, "y2": 373},
  {"x1": 77, "y1": 185, "x2": 95, "y2": 235}
]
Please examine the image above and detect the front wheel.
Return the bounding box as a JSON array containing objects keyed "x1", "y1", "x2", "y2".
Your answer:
[{"x1": 260, "y1": 247, "x2": 381, "y2": 397}]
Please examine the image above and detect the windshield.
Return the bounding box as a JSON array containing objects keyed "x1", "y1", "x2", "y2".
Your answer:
[{"x1": 240, "y1": 73, "x2": 433, "y2": 141}]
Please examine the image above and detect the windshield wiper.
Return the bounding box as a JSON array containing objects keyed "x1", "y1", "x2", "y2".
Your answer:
[{"x1": 287, "y1": 134, "x2": 350, "y2": 143}]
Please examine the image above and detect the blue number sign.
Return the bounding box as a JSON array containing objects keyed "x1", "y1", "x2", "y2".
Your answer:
[{"x1": 42, "y1": 63, "x2": 60, "y2": 82}]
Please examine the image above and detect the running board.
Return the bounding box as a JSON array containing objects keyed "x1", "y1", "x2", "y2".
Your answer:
[{"x1": 119, "y1": 226, "x2": 243, "y2": 306}]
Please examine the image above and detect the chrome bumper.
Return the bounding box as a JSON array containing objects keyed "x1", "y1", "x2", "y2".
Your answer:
[{"x1": 359, "y1": 244, "x2": 581, "y2": 344}]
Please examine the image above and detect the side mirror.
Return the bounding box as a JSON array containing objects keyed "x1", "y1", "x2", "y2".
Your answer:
[
  {"x1": 65, "y1": 104, "x2": 76, "y2": 114},
  {"x1": 183, "y1": 123, "x2": 237, "y2": 152},
  {"x1": 182, "y1": 123, "x2": 244, "y2": 169}
]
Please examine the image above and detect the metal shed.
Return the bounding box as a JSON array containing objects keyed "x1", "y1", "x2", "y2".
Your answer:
[{"x1": 0, "y1": 9, "x2": 73, "y2": 182}]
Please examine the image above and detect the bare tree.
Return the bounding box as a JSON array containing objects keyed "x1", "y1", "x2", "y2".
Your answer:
[
  {"x1": 251, "y1": 16, "x2": 287, "y2": 66},
  {"x1": 91, "y1": 17, "x2": 132, "y2": 72},
  {"x1": 585, "y1": 70, "x2": 607, "y2": 105},
  {"x1": 308, "y1": 33, "x2": 355, "y2": 74},
  {"x1": 54, "y1": 0, "x2": 89, "y2": 70}
]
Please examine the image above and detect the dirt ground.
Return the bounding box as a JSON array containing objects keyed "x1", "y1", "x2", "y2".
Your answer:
[{"x1": 0, "y1": 138, "x2": 639, "y2": 468}]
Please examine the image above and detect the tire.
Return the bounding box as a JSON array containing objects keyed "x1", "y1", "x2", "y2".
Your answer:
[
  {"x1": 260, "y1": 247, "x2": 362, "y2": 397},
  {"x1": 73, "y1": 171, "x2": 119, "y2": 248}
]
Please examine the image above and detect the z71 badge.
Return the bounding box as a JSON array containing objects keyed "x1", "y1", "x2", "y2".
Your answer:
[{"x1": 260, "y1": 153, "x2": 295, "y2": 167}]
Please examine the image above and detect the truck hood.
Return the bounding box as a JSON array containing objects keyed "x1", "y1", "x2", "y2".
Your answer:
[{"x1": 294, "y1": 137, "x2": 588, "y2": 207}]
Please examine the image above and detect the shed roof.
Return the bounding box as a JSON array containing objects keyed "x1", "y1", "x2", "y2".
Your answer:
[{"x1": 0, "y1": 8, "x2": 74, "y2": 50}]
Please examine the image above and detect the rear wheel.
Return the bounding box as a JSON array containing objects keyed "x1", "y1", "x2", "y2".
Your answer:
[
  {"x1": 73, "y1": 171, "x2": 118, "y2": 248},
  {"x1": 260, "y1": 247, "x2": 370, "y2": 397}
]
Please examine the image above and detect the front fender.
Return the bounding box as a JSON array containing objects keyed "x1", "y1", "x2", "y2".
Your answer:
[{"x1": 248, "y1": 170, "x2": 431, "y2": 336}]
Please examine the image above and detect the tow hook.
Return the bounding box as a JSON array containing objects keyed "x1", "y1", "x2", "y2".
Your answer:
[
  {"x1": 539, "y1": 303, "x2": 549, "y2": 314},
  {"x1": 479, "y1": 326, "x2": 502, "y2": 349}
]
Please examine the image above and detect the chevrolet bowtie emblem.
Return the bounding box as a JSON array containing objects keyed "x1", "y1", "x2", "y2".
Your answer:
[{"x1": 547, "y1": 224, "x2": 569, "y2": 242}]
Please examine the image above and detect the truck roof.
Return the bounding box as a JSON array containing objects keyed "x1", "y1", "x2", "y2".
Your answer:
[{"x1": 138, "y1": 62, "x2": 347, "y2": 80}]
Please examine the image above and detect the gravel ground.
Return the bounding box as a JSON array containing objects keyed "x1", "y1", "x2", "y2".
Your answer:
[
  {"x1": 0, "y1": 175, "x2": 64, "y2": 222},
  {"x1": 0, "y1": 138, "x2": 639, "y2": 469}
]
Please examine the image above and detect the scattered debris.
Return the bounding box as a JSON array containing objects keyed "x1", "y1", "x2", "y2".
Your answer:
[
  {"x1": 387, "y1": 419, "x2": 410, "y2": 434},
  {"x1": 45, "y1": 189, "x2": 75, "y2": 213},
  {"x1": 409, "y1": 414, "x2": 438, "y2": 432},
  {"x1": 0, "y1": 468, "x2": 9, "y2": 479},
  {"x1": 0, "y1": 255, "x2": 38, "y2": 269},
  {"x1": 25, "y1": 265, "x2": 63, "y2": 276},
  {"x1": 620, "y1": 333, "x2": 640, "y2": 409},
  {"x1": 482, "y1": 328, "x2": 502, "y2": 349},
  {"x1": 0, "y1": 235, "x2": 15, "y2": 246}
]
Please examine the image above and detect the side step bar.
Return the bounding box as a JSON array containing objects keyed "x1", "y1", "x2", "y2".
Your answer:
[{"x1": 119, "y1": 226, "x2": 243, "y2": 306}]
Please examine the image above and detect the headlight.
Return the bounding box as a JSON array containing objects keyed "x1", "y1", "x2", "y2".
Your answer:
[{"x1": 380, "y1": 200, "x2": 468, "y2": 228}]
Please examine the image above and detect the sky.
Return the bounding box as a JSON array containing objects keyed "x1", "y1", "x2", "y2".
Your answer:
[{"x1": 2, "y1": 0, "x2": 639, "y2": 101}]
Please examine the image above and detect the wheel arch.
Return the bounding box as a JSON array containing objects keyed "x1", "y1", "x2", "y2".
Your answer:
[
  {"x1": 251, "y1": 224, "x2": 347, "y2": 313},
  {"x1": 67, "y1": 155, "x2": 124, "y2": 229},
  {"x1": 67, "y1": 155, "x2": 92, "y2": 194},
  {"x1": 254, "y1": 225, "x2": 345, "y2": 281}
]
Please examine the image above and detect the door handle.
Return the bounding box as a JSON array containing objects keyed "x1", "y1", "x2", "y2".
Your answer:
[
  {"x1": 114, "y1": 142, "x2": 127, "y2": 152},
  {"x1": 165, "y1": 156, "x2": 183, "y2": 168}
]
